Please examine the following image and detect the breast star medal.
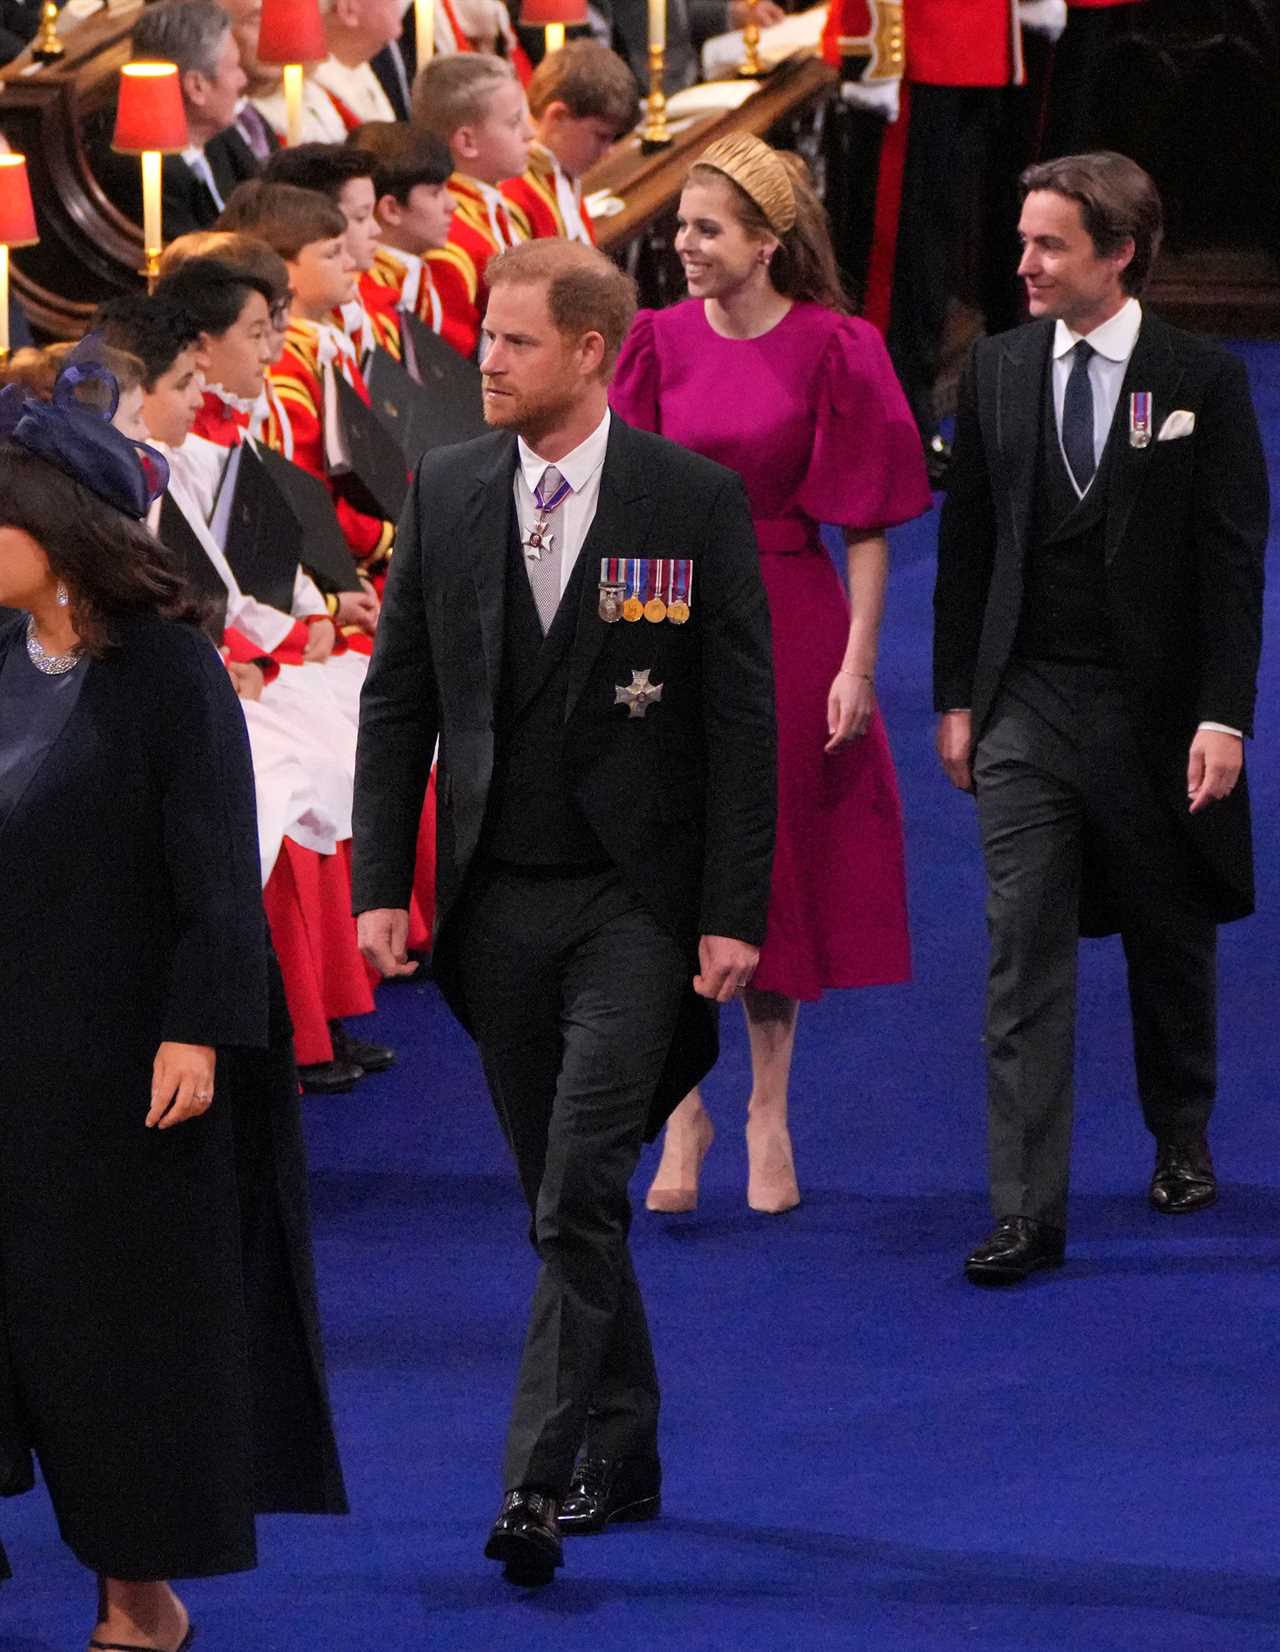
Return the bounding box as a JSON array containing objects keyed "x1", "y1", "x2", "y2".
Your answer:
[{"x1": 615, "y1": 668, "x2": 664, "y2": 718}]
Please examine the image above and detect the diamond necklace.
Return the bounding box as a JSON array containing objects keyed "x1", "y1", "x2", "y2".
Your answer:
[{"x1": 25, "y1": 614, "x2": 82, "y2": 676}]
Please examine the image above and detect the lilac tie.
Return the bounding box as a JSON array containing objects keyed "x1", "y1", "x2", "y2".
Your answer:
[{"x1": 527, "y1": 465, "x2": 570, "y2": 632}]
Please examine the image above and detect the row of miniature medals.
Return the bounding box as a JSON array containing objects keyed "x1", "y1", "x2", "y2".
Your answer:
[{"x1": 597, "y1": 556, "x2": 693, "y2": 626}]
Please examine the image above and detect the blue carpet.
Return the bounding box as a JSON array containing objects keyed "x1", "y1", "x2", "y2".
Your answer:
[{"x1": 6, "y1": 343, "x2": 1280, "y2": 1651}]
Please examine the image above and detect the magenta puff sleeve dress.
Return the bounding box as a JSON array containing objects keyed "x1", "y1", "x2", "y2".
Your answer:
[{"x1": 611, "y1": 299, "x2": 932, "y2": 999}]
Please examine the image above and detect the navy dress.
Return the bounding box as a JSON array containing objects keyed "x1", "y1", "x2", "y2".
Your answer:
[{"x1": 0, "y1": 611, "x2": 345, "y2": 1581}]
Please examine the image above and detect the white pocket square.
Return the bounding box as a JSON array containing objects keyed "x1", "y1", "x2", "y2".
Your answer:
[{"x1": 1157, "y1": 410, "x2": 1196, "y2": 441}]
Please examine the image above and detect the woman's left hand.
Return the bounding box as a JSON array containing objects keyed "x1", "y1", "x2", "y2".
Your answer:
[
  {"x1": 146, "y1": 1042, "x2": 217, "y2": 1130},
  {"x1": 825, "y1": 670, "x2": 875, "y2": 752}
]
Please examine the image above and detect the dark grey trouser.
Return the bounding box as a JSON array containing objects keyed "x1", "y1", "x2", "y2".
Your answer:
[
  {"x1": 974, "y1": 661, "x2": 1217, "y2": 1230},
  {"x1": 456, "y1": 865, "x2": 686, "y2": 1494}
]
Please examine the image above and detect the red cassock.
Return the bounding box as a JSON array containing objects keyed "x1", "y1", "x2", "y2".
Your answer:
[
  {"x1": 425, "y1": 173, "x2": 525, "y2": 361},
  {"x1": 261, "y1": 320, "x2": 395, "y2": 577},
  {"x1": 500, "y1": 146, "x2": 598, "y2": 244}
]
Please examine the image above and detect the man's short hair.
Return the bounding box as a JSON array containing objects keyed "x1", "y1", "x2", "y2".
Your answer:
[
  {"x1": 527, "y1": 41, "x2": 638, "y2": 133},
  {"x1": 348, "y1": 121, "x2": 453, "y2": 201},
  {"x1": 154, "y1": 256, "x2": 275, "y2": 336},
  {"x1": 487, "y1": 239, "x2": 636, "y2": 375},
  {"x1": 159, "y1": 230, "x2": 291, "y2": 303},
  {"x1": 412, "y1": 53, "x2": 513, "y2": 146},
  {"x1": 216, "y1": 179, "x2": 347, "y2": 260},
  {"x1": 131, "y1": 0, "x2": 230, "y2": 83},
  {"x1": 91, "y1": 294, "x2": 204, "y2": 389},
  {"x1": 1020, "y1": 150, "x2": 1164, "y2": 296},
  {"x1": 263, "y1": 142, "x2": 376, "y2": 203}
]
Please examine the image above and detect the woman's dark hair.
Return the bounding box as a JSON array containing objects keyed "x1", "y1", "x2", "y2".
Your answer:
[
  {"x1": 263, "y1": 141, "x2": 376, "y2": 203},
  {"x1": 1020, "y1": 151, "x2": 1163, "y2": 295},
  {"x1": 153, "y1": 257, "x2": 274, "y2": 338},
  {"x1": 91, "y1": 294, "x2": 203, "y2": 390},
  {"x1": 0, "y1": 444, "x2": 195, "y2": 656}
]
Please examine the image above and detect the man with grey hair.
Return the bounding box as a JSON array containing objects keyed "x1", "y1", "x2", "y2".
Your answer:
[{"x1": 130, "y1": 0, "x2": 257, "y2": 237}]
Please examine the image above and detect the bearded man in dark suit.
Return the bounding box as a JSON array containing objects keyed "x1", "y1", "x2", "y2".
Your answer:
[
  {"x1": 353, "y1": 238, "x2": 775, "y2": 1582},
  {"x1": 934, "y1": 151, "x2": 1269, "y2": 1285}
]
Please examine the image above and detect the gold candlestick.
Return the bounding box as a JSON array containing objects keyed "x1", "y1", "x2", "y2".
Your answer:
[
  {"x1": 737, "y1": 0, "x2": 762, "y2": 76},
  {"x1": 641, "y1": 41, "x2": 671, "y2": 149},
  {"x1": 32, "y1": 0, "x2": 66, "y2": 63}
]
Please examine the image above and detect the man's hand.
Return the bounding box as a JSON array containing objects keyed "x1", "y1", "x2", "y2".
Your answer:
[
  {"x1": 303, "y1": 618, "x2": 337, "y2": 662},
  {"x1": 335, "y1": 585, "x2": 380, "y2": 635},
  {"x1": 693, "y1": 934, "x2": 760, "y2": 1003},
  {"x1": 729, "y1": 0, "x2": 786, "y2": 25},
  {"x1": 1187, "y1": 728, "x2": 1243, "y2": 814},
  {"x1": 936, "y1": 708, "x2": 975, "y2": 793},
  {"x1": 358, "y1": 907, "x2": 419, "y2": 978},
  {"x1": 147, "y1": 1042, "x2": 216, "y2": 1130}
]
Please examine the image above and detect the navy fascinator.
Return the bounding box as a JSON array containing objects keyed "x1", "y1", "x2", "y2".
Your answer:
[{"x1": 0, "y1": 345, "x2": 169, "y2": 518}]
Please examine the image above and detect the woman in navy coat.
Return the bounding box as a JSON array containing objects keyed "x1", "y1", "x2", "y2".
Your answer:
[{"x1": 0, "y1": 376, "x2": 344, "y2": 1649}]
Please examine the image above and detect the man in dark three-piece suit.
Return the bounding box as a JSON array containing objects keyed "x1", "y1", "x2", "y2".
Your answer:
[
  {"x1": 353, "y1": 239, "x2": 776, "y2": 1581},
  {"x1": 934, "y1": 151, "x2": 1269, "y2": 1284}
]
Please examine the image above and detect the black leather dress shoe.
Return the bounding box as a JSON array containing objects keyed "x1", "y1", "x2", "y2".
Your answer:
[
  {"x1": 1150, "y1": 1136, "x2": 1217, "y2": 1213},
  {"x1": 559, "y1": 1455, "x2": 661, "y2": 1535},
  {"x1": 965, "y1": 1216, "x2": 1066, "y2": 1284},
  {"x1": 484, "y1": 1489, "x2": 563, "y2": 1586},
  {"x1": 298, "y1": 1059, "x2": 363, "y2": 1095},
  {"x1": 328, "y1": 1022, "x2": 396, "y2": 1073}
]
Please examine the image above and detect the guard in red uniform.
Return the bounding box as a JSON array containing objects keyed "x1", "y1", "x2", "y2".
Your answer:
[
  {"x1": 412, "y1": 52, "x2": 533, "y2": 359},
  {"x1": 822, "y1": 0, "x2": 1066, "y2": 476}
]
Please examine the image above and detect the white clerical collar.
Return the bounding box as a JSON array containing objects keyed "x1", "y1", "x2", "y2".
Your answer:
[
  {"x1": 517, "y1": 408, "x2": 610, "y2": 495},
  {"x1": 1053, "y1": 296, "x2": 1142, "y2": 363}
]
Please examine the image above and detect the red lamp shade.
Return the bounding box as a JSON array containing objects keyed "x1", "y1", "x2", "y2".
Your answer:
[
  {"x1": 258, "y1": 0, "x2": 327, "y2": 65},
  {"x1": 0, "y1": 155, "x2": 38, "y2": 248},
  {"x1": 113, "y1": 62, "x2": 190, "y2": 155},
  {"x1": 520, "y1": 0, "x2": 587, "y2": 22}
]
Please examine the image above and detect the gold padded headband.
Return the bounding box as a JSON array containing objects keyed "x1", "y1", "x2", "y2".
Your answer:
[{"x1": 693, "y1": 133, "x2": 797, "y2": 236}]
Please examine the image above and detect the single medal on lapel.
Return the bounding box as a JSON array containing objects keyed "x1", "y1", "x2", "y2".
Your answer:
[
  {"x1": 644, "y1": 557, "x2": 667, "y2": 623},
  {"x1": 1129, "y1": 391, "x2": 1152, "y2": 449},
  {"x1": 667, "y1": 559, "x2": 692, "y2": 625},
  {"x1": 598, "y1": 556, "x2": 625, "y2": 623},
  {"x1": 622, "y1": 555, "x2": 644, "y2": 622}
]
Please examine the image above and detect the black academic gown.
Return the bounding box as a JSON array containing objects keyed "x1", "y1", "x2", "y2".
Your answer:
[{"x1": 0, "y1": 612, "x2": 345, "y2": 1582}]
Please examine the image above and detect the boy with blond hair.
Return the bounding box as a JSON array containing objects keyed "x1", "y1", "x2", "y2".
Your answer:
[
  {"x1": 411, "y1": 52, "x2": 532, "y2": 358},
  {"x1": 501, "y1": 41, "x2": 636, "y2": 244}
]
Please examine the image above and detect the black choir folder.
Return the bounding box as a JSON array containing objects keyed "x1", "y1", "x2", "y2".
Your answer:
[
  {"x1": 366, "y1": 318, "x2": 487, "y2": 467},
  {"x1": 331, "y1": 374, "x2": 410, "y2": 524},
  {"x1": 156, "y1": 494, "x2": 229, "y2": 645},
  {"x1": 254, "y1": 445, "x2": 364, "y2": 596}
]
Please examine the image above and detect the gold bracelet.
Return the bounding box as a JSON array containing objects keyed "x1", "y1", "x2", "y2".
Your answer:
[{"x1": 838, "y1": 668, "x2": 874, "y2": 682}]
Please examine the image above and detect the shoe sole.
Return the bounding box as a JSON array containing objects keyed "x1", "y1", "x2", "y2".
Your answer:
[
  {"x1": 560, "y1": 1493, "x2": 661, "y2": 1536},
  {"x1": 965, "y1": 1255, "x2": 1065, "y2": 1285},
  {"x1": 484, "y1": 1530, "x2": 562, "y2": 1586},
  {"x1": 1151, "y1": 1187, "x2": 1217, "y2": 1214}
]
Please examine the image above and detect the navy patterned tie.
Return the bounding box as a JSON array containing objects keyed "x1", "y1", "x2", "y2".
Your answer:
[{"x1": 1062, "y1": 340, "x2": 1096, "y2": 494}]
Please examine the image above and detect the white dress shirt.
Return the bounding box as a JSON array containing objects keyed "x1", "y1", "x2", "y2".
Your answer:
[
  {"x1": 181, "y1": 144, "x2": 225, "y2": 212},
  {"x1": 1051, "y1": 295, "x2": 1142, "y2": 483},
  {"x1": 1051, "y1": 296, "x2": 1237, "y2": 739},
  {"x1": 514, "y1": 408, "x2": 610, "y2": 601}
]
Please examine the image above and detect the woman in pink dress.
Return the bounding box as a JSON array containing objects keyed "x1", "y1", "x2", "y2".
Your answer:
[{"x1": 611, "y1": 133, "x2": 930, "y2": 1214}]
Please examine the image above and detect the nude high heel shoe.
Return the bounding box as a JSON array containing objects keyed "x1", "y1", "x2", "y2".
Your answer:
[
  {"x1": 645, "y1": 1102, "x2": 714, "y2": 1213},
  {"x1": 746, "y1": 1112, "x2": 800, "y2": 1214}
]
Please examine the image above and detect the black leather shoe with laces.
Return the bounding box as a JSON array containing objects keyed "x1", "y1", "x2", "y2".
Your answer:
[
  {"x1": 1150, "y1": 1136, "x2": 1216, "y2": 1213},
  {"x1": 965, "y1": 1216, "x2": 1066, "y2": 1284},
  {"x1": 559, "y1": 1455, "x2": 661, "y2": 1535},
  {"x1": 484, "y1": 1489, "x2": 563, "y2": 1585}
]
